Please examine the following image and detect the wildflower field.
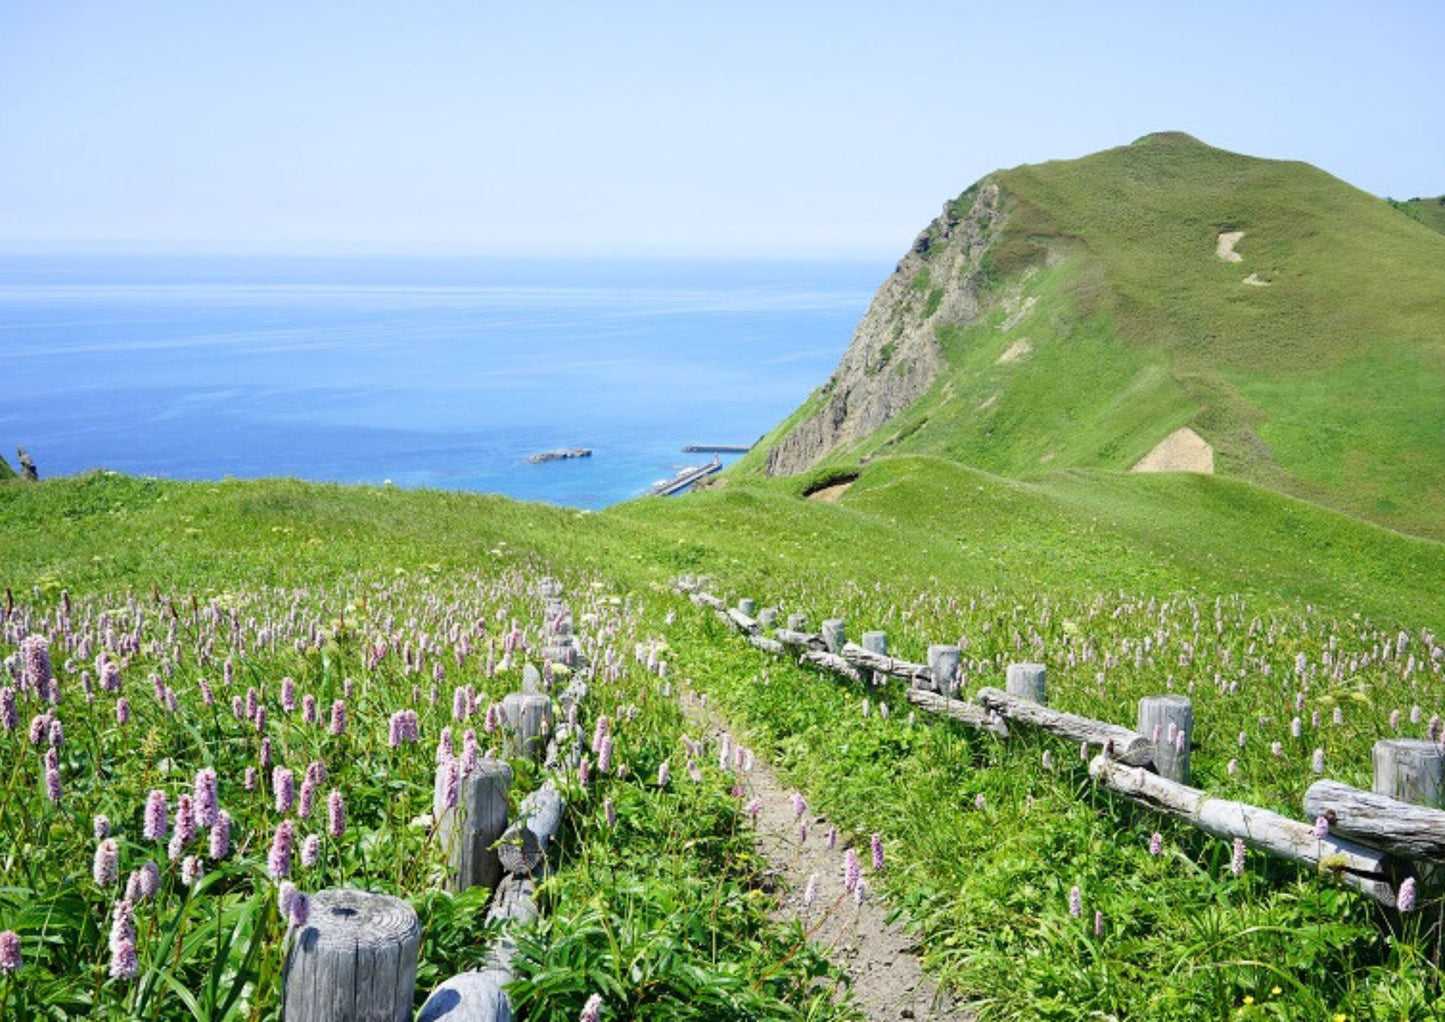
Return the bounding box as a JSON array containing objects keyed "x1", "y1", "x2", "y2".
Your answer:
[{"x1": 2, "y1": 470, "x2": 1444, "y2": 1020}]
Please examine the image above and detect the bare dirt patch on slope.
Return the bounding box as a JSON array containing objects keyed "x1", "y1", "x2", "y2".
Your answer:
[
  {"x1": 1216, "y1": 231, "x2": 1245, "y2": 262},
  {"x1": 1131, "y1": 427, "x2": 1214, "y2": 473}
]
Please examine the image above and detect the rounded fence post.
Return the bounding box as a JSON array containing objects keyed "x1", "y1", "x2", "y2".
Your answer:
[
  {"x1": 737, "y1": 597, "x2": 756, "y2": 616},
  {"x1": 1373, "y1": 739, "x2": 1445, "y2": 808},
  {"x1": 436, "y1": 759, "x2": 513, "y2": 893},
  {"x1": 1005, "y1": 663, "x2": 1047, "y2": 704},
  {"x1": 502, "y1": 692, "x2": 553, "y2": 762},
  {"x1": 1138, "y1": 695, "x2": 1193, "y2": 782},
  {"x1": 821, "y1": 619, "x2": 846, "y2": 654},
  {"x1": 862, "y1": 631, "x2": 887, "y2": 687},
  {"x1": 758, "y1": 607, "x2": 778, "y2": 629},
  {"x1": 927, "y1": 644, "x2": 960, "y2": 696},
  {"x1": 786, "y1": 613, "x2": 808, "y2": 631},
  {"x1": 283, "y1": 889, "x2": 420, "y2": 1022}
]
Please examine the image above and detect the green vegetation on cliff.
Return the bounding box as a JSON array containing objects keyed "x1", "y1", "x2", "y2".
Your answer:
[{"x1": 755, "y1": 132, "x2": 1445, "y2": 542}]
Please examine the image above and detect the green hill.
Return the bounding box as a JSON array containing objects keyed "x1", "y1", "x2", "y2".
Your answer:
[
  {"x1": 0, "y1": 452, "x2": 13, "y2": 480},
  {"x1": 1393, "y1": 195, "x2": 1445, "y2": 235},
  {"x1": 749, "y1": 133, "x2": 1445, "y2": 542}
]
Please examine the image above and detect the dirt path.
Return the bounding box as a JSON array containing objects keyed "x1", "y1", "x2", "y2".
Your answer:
[{"x1": 680, "y1": 689, "x2": 969, "y2": 1021}]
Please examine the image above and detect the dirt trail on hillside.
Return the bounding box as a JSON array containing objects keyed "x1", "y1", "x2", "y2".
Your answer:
[{"x1": 680, "y1": 689, "x2": 970, "y2": 1021}]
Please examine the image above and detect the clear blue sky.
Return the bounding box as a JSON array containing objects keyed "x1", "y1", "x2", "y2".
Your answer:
[{"x1": 2, "y1": 0, "x2": 1440, "y2": 257}]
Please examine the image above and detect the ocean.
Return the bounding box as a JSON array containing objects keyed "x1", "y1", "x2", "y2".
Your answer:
[{"x1": 0, "y1": 255, "x2": 884, "y2": 508}]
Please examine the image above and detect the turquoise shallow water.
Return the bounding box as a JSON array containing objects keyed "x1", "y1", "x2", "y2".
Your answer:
[{"x1": 0, "y1": 255, "x2": 883, "y2": 507}]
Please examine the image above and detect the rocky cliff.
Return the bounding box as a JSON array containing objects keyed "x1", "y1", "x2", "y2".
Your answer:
[{"x1": 764, "y1": 179, "x2": 1005, "y2": 475}]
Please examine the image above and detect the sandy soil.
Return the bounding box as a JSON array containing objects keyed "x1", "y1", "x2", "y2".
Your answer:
[
  {"x1": 1242, "y1": 273, "x2": 1271, "y2": 287},
  {"x1": 996, "y1": 338, "x2": 1033, "y2": 364},
  {"x1": 681, "y1": 691, "x2": 969, "y2": 1021},
  {"x1": 1216, "y1": 231, "x2": 1245, "y2": 262},
  {"x1": 1130, "y1": 427, "x2": 1214, "y2": 473},
  {"x1": 807, "y1": 480, "x2": 855, "y2": 503}
]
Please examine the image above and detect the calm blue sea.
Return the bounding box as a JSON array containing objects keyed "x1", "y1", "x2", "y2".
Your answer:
[{"x1": 0, "y1": 255, "x2": 884, "y2": 508}]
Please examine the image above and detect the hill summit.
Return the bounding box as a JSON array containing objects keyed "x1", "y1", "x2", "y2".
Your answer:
[{"x1": 748, "y1": 132, "x2": 1445, "y2": 541}]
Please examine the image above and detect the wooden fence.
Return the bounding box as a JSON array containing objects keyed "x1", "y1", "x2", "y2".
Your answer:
[
  {"x1": 281, "y1": 578, "x2": 583, "y2": 1022},
  {"x1": 674, "y1": 575, "x2": 1445, "y2": 910}
]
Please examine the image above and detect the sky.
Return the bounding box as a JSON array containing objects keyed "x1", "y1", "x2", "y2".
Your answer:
[{"x1": 1, "y1": 1, "x2": 1441, "y2": 257}]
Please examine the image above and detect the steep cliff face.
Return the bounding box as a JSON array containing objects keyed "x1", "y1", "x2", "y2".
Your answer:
[{"x1": 764, "y1": 179, "x2": 1005, "y2": 476}]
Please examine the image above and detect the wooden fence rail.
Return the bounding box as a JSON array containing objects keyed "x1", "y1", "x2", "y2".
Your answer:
[{"x1": 672, "y1": 576, "x2": 1444, "y2": 911}]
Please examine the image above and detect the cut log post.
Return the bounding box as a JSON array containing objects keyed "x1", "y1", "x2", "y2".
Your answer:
[
  {"x1": 1304, "y1": 780, "x2": 1445, "y2": 861},
  {"x1": 501, "y1": 693, "x2": 553, "y2": 762},
  {"x1": 748, "y1": 634, "x2": 785, "y2": 655},
  {"x1": 726, "y1": 608, "x2": 760, "y2": 634},
  {"x1": 498, "y1": 782, "x2": 566, "y2": 876},
  {"x1": 821, "y1": 619, "x2": 846, "y2": 654},
  {"x1": 1373, "y1": 739, "x2": 1444, "y2": 808},
  {"x1": 798, "y1": 649, "x2": 864, "y2": 684},
  {"x1": 521, "y1": 663, "x2": 544, "y2": 694},
  {"x1": 738, "y1": 598, "x2": 756, "y2": 616},
  {"x1": 838, "y1": 643, "x2": 933, "y2": 686},
  {"x1": 978, "y1": 687, "x2": 1152, "y2": 766},
  {"x1": 283, "y1": 889, "x2": 421, "y2": 1022},
  {"x1": 757, "y1": 607, "x2": 778, "y2": 629},
  {"x1": 1091, "y1": 757, "x2": 1395, "y2": 905},
  {"x1": 674, "y1": 575, "x2": 697, "y2": 592},
  {"x1": 691, "y1": 592, "x2": 724, "y2": 610},
  {"x1": 416, "y1": 969, "x2": 513, "y2": 1022},
  {"x1": 927, "y1": 644, "x2": 961, "y2": 697},
  {"x1": 861, "y1": 631, "x2": 887, "y2": 687},
  {"x1": 907, "y1": 689, "x2": 1009, "y2": 737},
  {"x1": 786, "y1": 612, "x2": 807, "y2": 631},
  {"x1": 435, "y1": 759, "x2": 513, "y2": 893},
  {"x1": 537, "y1": 577, "x2": 563, "y2": 598},
  {"x1": 1005, "y1": 663, "x2": 1047, "y2": 704},
  {"x1": 775, "y1": 628, "x2": 826, "y2": 651},
  {"x1": 1138, "y1": 695, "x2": 1193, "y2": 784}
]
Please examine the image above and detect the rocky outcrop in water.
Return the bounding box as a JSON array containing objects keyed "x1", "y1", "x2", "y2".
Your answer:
[{"x1": 764, "y1": 180, "x2": 1005, "y2": 476}]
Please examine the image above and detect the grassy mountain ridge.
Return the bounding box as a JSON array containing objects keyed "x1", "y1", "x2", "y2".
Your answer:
[{"x1": 752, "y1": 133, "x2": 1445, "y2": 541}]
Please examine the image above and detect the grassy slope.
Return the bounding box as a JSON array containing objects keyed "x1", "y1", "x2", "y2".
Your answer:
[
  {"x1": 759, "y1": 134, "x2": 1445, "y2": 542},
  {"x1": 1395, "y1": 195, "x2": 1445, "y2": 235},
  {"x1": 5, "y1": 465, "x2": 1442, "y2": 634},
  {"x1": 0, "y1": 453, "x2": 14, "y2": 480}
]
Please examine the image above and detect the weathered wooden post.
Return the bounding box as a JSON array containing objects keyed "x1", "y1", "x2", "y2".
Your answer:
[
  {"x1": 757, "y1": 607, "x2": 778, "y2": 629},
  {"x1": 283, "y1": 889, "x2": 420, "y2": 1022},
  {"x1": 1373, "y1": 739, "x2": 1444, "y2": 807},
  {"x1": 786, "y1": 612, "x2": 808, "y2": 631},
  {"x1": 821, "y1": 618, "x2": 846, "y2": 654},
  {"x1": 738, "y1": 598, "x2": 756, "y2": 616},
  {"x1": 435, "y1": 759, "x2": 513, "y2": 893},
  {"x1": 927, "y1": 644, "x2": 960, "y2": 696},
  {"x1": 1005, "y1": 663, "x2": 1047, "y2": 704},
  {"x1": 502, "y1": 692, "x2": 553, "y2": 762},
  {"x1": 1138, "y1": 695, "x2": 1192, "y2": 782},
  {"x1": 861, "y1": 631, "x2": 887, "y2": 687}
]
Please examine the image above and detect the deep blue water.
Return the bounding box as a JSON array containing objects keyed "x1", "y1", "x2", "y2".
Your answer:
[{"x1": 0, "y1": 255, "x2": 883, "y2": 508}]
